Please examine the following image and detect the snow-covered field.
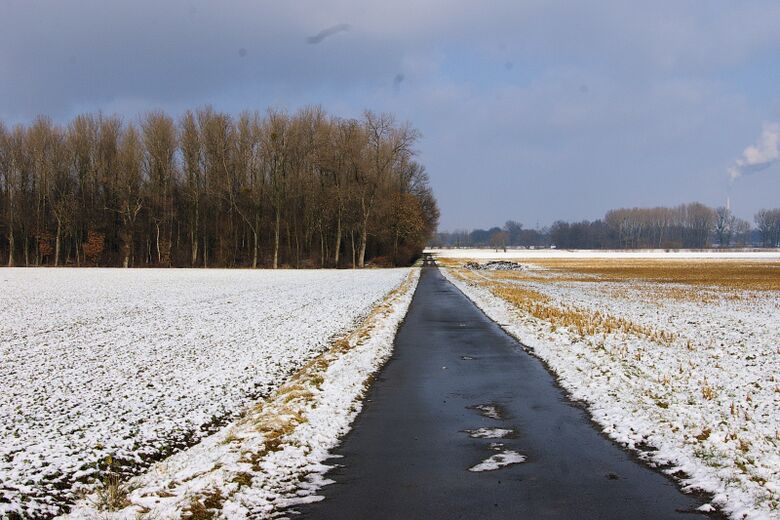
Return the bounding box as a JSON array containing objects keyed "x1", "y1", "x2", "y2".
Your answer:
[
  {"x1": 0, "y1": 268, "x2": 412, "y2": 518},
  {"x1": 441, "y1": 257, "x2": 780, "y2": 520},
  {"x1": 65, "y1": 269, "x2": 419, "y2": 519},
  {"x1": 428, "y1": 247, "x2": 780, "y2": 260}
]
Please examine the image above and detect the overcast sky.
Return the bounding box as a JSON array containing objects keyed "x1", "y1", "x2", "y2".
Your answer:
[{"x1": 2, "y1": 0, "x2": 780, "y2": 230}]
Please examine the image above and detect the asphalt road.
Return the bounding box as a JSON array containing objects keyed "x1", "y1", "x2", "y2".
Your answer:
[{"x1": 291, "y1": 266, "x2": 711, "y2": 519}]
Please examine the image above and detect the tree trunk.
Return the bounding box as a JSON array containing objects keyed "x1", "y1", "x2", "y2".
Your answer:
[
  {"x1": 167, "y1": 223, "x2": 173, "y2": 267},
  {"x1": 155, "y1": 222, "x2": 161, "y2": 264},
  {"x1": 320, "y1": 227, "x2": 325, "y2": 267},
  {"x1": 7, "y1": 230, "x2": 14, "y2": 267},
  {"x1": 393, "y1": 228, "x2": 399, "y2": 265},
  {"x1": 191, "y1": 226, "x2": 198, "y2": 266},
  {"x1": 54, "y1": 219, "x2": 61, "y2": 267},
  {"x1": 191, "y1": 204, "x2": 199, "y2": 266},
  {"x1": 294, "y1": 228, "x2": 300, "y2": 268},
  {"x1": 252, "y1": 213, "x2": 260, "y2": 269},
  {"x1": 358, "y1": 213, "x2": 369, "y2": 268},
  {"x1": 350, "y1": 229, "x2": 356, "y2": 269},
  {"x1": 273, "y1": 209, "x2": 280, "y2": 269},
  {"x1": 334, "y1": 214, "x2": 341, "y2": 266},
  {"x1": 286, "y1": 224, "x2": 292, "y2": 268}
]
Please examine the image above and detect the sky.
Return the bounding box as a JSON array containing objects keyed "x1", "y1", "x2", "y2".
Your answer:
[{"x1": 2, "y1": 0, "x2": 780, "y2": 230}]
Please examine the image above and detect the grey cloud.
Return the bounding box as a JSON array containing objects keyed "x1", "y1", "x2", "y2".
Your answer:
[
  {"x1": 1, "y1": 0, "x2": 779, "y2": 227},
  {"x1": 306, "y1": 23, "x2": 351, "y2": 44}
]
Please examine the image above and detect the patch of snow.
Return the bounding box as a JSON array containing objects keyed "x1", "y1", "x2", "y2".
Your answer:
[
  {"x1": 468, "y1": 450, "x2": 526, "y2": 472},
  {"x1": 464, "y1": 428, "x2": 515, "y2": 439},
  {"x1": 470, "y1": 404, "x2": 504, "y2": 420}
]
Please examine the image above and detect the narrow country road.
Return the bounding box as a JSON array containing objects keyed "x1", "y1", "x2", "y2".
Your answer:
[{"x1": 291, "y1": 266, "x2": 711, "y2": 519}]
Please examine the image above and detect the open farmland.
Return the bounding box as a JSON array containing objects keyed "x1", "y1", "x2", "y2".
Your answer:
[
  {"x1": 440, "y1": 252, "x2": 780, "y2": 519},
  {"x1": 0, "y1": 268, "x2": 411, "y2": 518}
]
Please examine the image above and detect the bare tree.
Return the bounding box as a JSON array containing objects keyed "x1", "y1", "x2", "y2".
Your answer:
[
  {"x1": 180, "y1": 110, "x2": 204, "y2": 266},
  {"x1": 490, "y1": 230, "x2": 509, "y2": 252},
  {"x1": 262, "y1": 109, "x2": 290, "y2": 269},
  {"x1": 714, "y1": 206, "x2": 736, "y2": 247},
  {"x1": 141, "y1": 112, "x2": 177, "y2": 266},
  {"x1": 755, "y1": 209, "x2": 780, "y2": 247},
  {"x1": 115, "y1": 124, "x2": 144, "y2": 267},
  {"x1": 0, "y1": 123, "x2": 17, "y2": 266},
  {"x1": 755, "y1": 209, "x2": 773, "y2": 247},
  {"x1": 732, "y1": 218, "x2": 752, "y2": 246}
]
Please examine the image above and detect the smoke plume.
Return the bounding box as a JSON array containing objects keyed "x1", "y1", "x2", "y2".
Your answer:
[{"x1": 728, "y1": 123, "x2": 780, "y2": 181}]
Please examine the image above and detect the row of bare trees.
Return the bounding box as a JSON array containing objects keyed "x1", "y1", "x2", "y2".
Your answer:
[
  {"x1": 603, "y1": 203, "x2": 731, "y2": 248},
  {"x1": 0, "y1": 107, "x2": 439, "y2": 268},
  {"x1": 435, "y1": 203, "x2": 779, "y2": 249}
]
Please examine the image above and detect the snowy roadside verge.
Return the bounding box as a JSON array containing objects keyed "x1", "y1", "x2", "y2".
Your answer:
[
  {"x1": 64, "y1": 268, "x2": 420, "y2": 519},
  {"x1": 441, "y1": 267, "x2": 779, "y2": 520}
]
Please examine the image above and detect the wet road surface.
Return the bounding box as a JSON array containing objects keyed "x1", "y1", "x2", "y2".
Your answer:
[{"x1": 291, "y1": 266, "x2": 710, "y2": 519}]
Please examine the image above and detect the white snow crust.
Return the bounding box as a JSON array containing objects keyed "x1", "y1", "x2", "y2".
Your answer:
[
  {"x1": 469, "y1": 450, "x2": 526, "y2": 472},
  {"x1": 464, "y1": 428, "x2": 515, "y2": 439},
  {"x1": 471, "y1": 404, "x2": 503, "y2": 420},
  {"x1": 62, "y1": 268, "x2": 419, "y2": 519}
]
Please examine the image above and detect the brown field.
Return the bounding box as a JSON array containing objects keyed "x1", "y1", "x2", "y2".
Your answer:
[
  {"x1": 528, "y1": 259, "x2": 780, "y2": 290},
  {"x1": 445, "y1": 258, "x2": 780, "y2": 291}
]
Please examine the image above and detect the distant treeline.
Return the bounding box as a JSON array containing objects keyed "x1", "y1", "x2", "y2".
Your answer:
[
  {"x1": 0, "y1": 107, "x2": 439, "y2": 268},
  {"x1": 434, "y1": 203, "x2": 780, "y2": 249}
]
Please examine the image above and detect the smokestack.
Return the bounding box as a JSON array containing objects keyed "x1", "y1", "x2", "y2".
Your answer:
[{"x1": 726, "y1": 195, "x2": 730, "y2": 211}]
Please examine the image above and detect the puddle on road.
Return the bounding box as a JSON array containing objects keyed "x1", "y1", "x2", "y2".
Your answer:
[
  {"x1": 468, "y1": 403, "x2": 506, "y2": 420},
  {"x1": 463, "y1": 427, "x2": 516, "y2": 439}
]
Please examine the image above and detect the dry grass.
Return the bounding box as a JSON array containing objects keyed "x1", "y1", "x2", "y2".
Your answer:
[
  {"x1": 701, "y1": 379, "x2": 717, "y2": 400},
  {"x1": 455, "y1": 269, "x2": 675, "y2": 344},
  {"x1": 230, "y1": 472, "x2": 253, "y2": 489},
  {"x1": 606, "y1": 284, "x2": 738, "y2": 304},
  {"x1": 183, "y1": 489, "x2": 223, "y2": 520},
  {"x1": 93, "y1": 473, "x2": 130, "y2": 512}
]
